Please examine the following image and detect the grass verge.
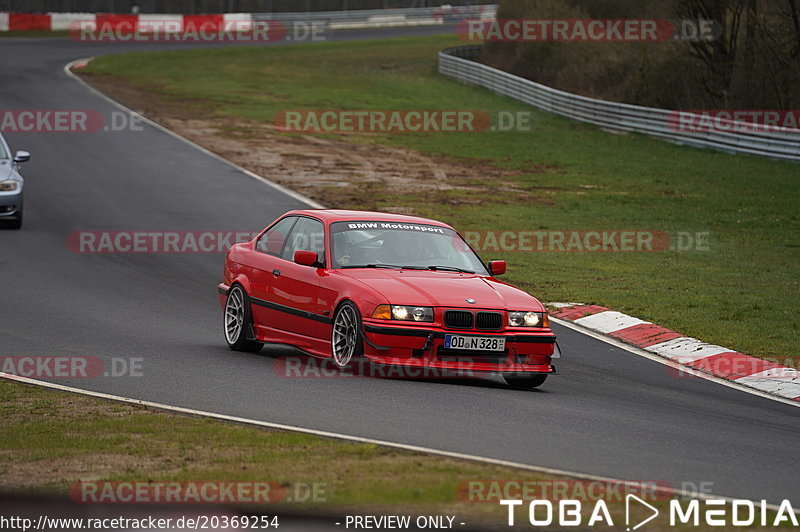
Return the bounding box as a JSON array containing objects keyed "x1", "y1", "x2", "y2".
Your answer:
[
  {"x1": 4, "y1": 378, "x2": 793, "y2": 531},
  {"x1": 0, "y1": 378, "x2": 661, "y2": 529},
  {"x1": 0, "y1": 378, "x2": 524, "y2": 517}
]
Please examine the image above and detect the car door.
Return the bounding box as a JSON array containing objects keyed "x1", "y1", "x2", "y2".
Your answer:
[
  {"x1": 267, "y1": 216, "x2": 327, "y2": 344},
  {"x1": 247, "y1": 216, "x2": 299, "y2": 335}
]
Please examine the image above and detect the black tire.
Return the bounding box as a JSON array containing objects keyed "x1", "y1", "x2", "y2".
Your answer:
[
  {"x1": 503, "y1": 373, "x2": 547, "y2": 389},
  {"x1": 223, "y1": 285, "x2": 263, "y2": 353},
  {"x1": 331, "y1": 300, "x2": 364, "y2": 368}
]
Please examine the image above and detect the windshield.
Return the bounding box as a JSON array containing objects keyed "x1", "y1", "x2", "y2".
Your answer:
[
  {"x1": 330, "y1": 221, "x2": 488, "y2": 274},
  {"x1": 0, "y1": 137, "x2": 8, "y2": 159}
]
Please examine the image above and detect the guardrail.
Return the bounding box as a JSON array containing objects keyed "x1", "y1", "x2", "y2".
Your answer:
[{"x1": 439, "y1": 45, "x2": 800, "y2": 162}]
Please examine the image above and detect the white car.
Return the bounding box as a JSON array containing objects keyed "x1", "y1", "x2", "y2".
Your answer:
[{"x1": 0, "y1": 133, "x2": 30, "y2": 230}]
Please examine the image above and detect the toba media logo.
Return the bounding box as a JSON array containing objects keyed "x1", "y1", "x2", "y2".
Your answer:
[{"x1": 500, "y1": 497, "x2": 798, "y2": 528}]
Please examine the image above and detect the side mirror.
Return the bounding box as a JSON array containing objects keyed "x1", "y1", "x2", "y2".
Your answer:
[
  {"x1": 488, "y1": 260, "x2": 506, "y2": 276},
  {"x1": 294, "y1": 250, "x2": 319, "y2": 267},
  {"x1": 13, "y1": 151, "x2": 31, "y2": 164}
]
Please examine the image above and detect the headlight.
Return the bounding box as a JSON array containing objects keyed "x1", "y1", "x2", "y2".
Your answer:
[
  {"x1": 508, "y1": 311, "x2": 546, "y2": 327},
  {"x1": 392, "y1": 305, "x2": 434, "y2": 322},
  {"x1": 0, "y1": 180, "x2": 19, "y2": 192},
  {"x1": 371, "y1": 304, "x2": 434, "y2": 322}
]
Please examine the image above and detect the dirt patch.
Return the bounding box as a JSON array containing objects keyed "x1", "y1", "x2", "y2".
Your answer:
[
  {"x1": 83, "y1": 74, "x2": 555, "y2": 213},
  {"x1": 3, "y1": 455, "x2": 165, "y2": 489}
]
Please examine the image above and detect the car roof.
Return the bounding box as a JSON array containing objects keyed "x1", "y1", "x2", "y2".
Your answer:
[{"x1": 284, "y1": 209, "x2": 454, "y2": 229}]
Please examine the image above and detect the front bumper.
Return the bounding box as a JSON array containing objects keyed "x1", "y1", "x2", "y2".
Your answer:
[
  {"x1": 362, "y1": 321, "x2": 557, "y2": 374},
  {"x1": 0, "y1": 189, "x2": 22, "y2": 218}
]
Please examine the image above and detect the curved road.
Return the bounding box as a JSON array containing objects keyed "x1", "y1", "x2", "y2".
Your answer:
[{"x1": 0, "y1": 29, "x2": 797, "y2": 506}]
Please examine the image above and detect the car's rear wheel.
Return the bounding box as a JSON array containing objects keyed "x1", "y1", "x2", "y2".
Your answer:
[
  {"x1": 224, "y1": 285, "x2": 263, "y2": 353},
  {"x1": 503, "y1": 373, "x2": 547, "y2": 389},
  {"x1": 331, "y1": 301, "x2": 364, "y2": 368}
]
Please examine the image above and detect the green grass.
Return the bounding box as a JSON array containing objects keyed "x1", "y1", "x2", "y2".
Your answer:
[
  {"x1": 6, "y1": 379, "x2": 794, "y2": 531},
  {"x1": 81, "y1": 35, "x2": 800, "y2": 362},
  {"x1": 0, "y1": 379, "x2": 540, "y2": 513}
]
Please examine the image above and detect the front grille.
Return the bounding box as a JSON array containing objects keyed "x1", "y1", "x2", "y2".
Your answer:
[
  {"x1": 444, "y1": 310, "x2": 473, "y2": 329},
  {"x1": 476, "y1": 312, "x2": 502, "y2": 330}
]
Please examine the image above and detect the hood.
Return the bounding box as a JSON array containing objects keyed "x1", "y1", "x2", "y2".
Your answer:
[{"x1": 336, "y1": 269, "x2": 543, "y2": 311}]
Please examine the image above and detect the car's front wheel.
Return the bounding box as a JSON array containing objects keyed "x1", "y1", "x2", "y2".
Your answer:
[
  {"x1": 331, "y1": 301, "x2": 364, "y2": 368},
  {"x1": 224, "y1": 285, "x2": 263, "y2": 353},
  {"x1": 503, "y1": 373, "x2": 547, "y2": 389}
]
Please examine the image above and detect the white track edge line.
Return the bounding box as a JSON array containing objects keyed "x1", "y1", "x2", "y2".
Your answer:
[
  {"x1": 63, "y1": 58, "x2": 325, "y2": 210},
  {"x1": 550, "y1": 316, "x2": 799, "y2": 409},
  {"x1": 3, "y1": 371, "x2": 793, "y2": 511}
]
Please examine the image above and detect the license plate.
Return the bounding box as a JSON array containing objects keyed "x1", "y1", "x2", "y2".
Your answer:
[{"x1": 444, "y1": 334, "x2": 506, "y2": 352}]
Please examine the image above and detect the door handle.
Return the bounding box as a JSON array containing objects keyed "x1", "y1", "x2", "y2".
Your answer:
[{"x1": 272, "y1": 269, "x2": 281, "y2": 277}]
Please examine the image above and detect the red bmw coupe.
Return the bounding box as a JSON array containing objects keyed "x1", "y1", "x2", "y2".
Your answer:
[{"x1": 218, "y1": 209, "x2": 558, "y2": 388}]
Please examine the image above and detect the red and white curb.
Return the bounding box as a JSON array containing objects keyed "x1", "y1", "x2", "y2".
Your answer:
[
  {"x1": 549, "y1": 303, "x2": 800, "y2": 402},
  {"x1": 0, "y1": 7, "x2": 498, "y2": 33},
  {"x1": 0, "y1": 13, "x2": 270, "y2": 32}
]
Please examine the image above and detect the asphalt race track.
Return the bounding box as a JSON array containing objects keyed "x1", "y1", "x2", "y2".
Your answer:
[{"x1": 0, "y1": 28, "x2": 797, "y2": 506}]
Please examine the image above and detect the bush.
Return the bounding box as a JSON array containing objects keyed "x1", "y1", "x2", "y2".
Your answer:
[{"x1": 481, "y1": 0, "x2": 800, "y2": 110}]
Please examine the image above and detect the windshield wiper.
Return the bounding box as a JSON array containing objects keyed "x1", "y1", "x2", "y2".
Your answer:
[
  {"x1": 426, "y1": 265, "x2": 475, "y2": 273},
  {"x1": 340, "y1": 264, "x2": 403, "y2": 269},
  {"x1": 340, "y1": 264, "x2": 433, "y2": 270},
  {"x1": 340, "y1": 264, "x2": 473, "y2": 273}
]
